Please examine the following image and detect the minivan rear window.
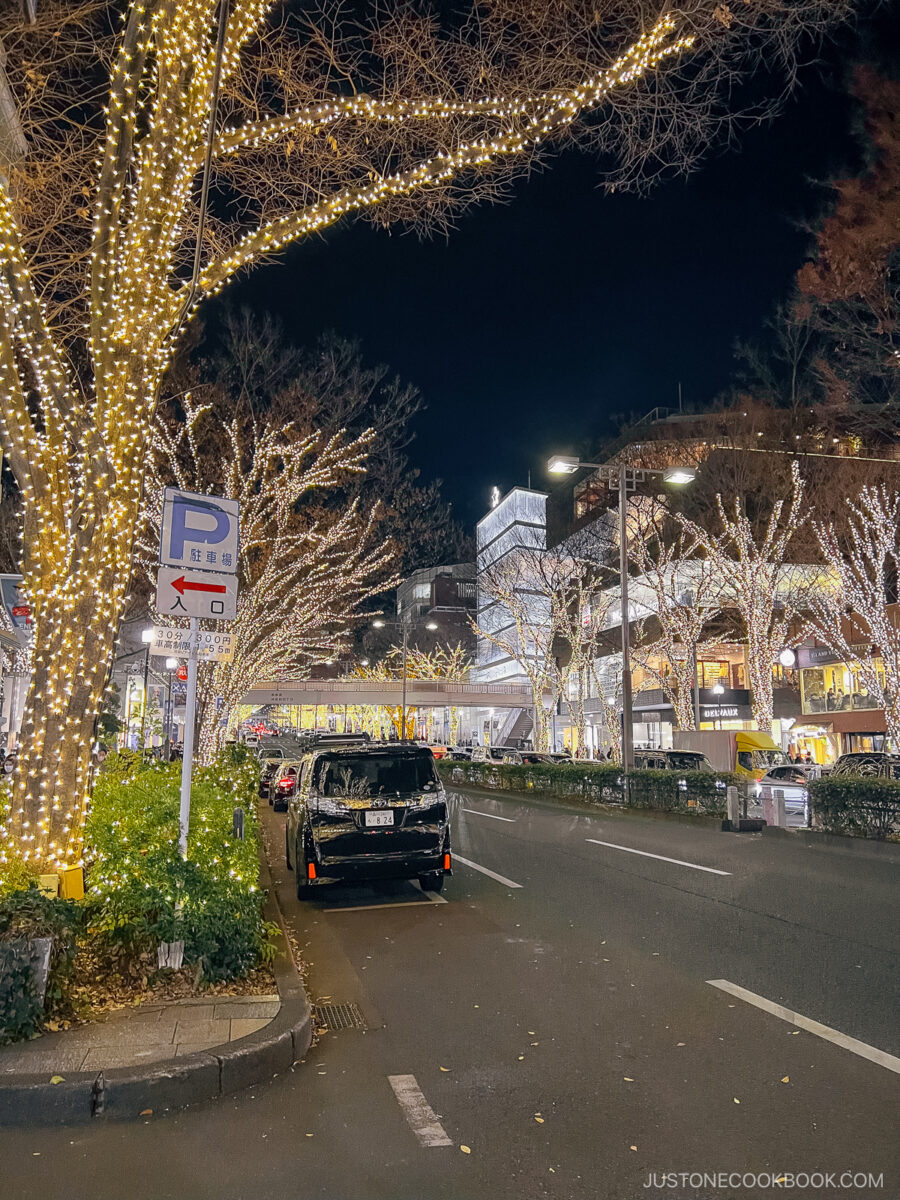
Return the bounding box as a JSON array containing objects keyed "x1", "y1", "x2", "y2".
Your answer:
[{"x1": 316, "y1": 751, "x2": 439, "y2": 797}]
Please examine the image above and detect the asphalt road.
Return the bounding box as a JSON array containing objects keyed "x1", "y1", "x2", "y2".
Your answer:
[{"x1": 2, "y1": 783, "x2": 898, "y2": 1200}]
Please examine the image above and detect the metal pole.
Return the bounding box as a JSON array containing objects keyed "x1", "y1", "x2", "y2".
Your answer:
[
  {"x1": 693, "y1": 647, "x2": 701, "y2": 729},
  {"x1": 400, "y1": 623, "x2": 409, "y2": 741},
  {"x1": 165, "y1": 670, "x2": 174, "y2": 761},
  {"x1": 138, "y1": 644, "x2": 150, "y2": 751},
  {"x1": 619, "y1": 466, "x2": 634, "y2": 774},
  {"x1": 178, "y1": 619, "x2": 200, "y2": 858}
]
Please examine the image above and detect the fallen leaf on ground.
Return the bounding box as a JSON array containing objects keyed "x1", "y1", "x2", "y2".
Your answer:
[
  {"x1": 460, "y1": 1145, "x2": 471, "y2": 1154},
  {"x1": 790, "y1": 1030, "x2": 800, "y2": 1036},
  {"x1": 49, "y1": 1076, "x2": 65, "y2": 1084},
  {"x1": 439, "y1": 1067, "x2": 451, "y2": 1072},
  {"x1": 518, "y1": 1055, "x2": 525, "y2": 1061},
  {"x1": 623, "y1": 1077, "x2": 634, "y2": 1082},
  {"x1": 733, "y1": 1098, "x2": 741, "y2": 1104},
  {"x1": 781, "y1": 1076, "x2": 790, "y2": 1084},
  {"x1": 139, "y1": 1109, "x2": 153, "y2": 1116},
  {"x1": 676, "y1": 1042, "x2": 686, "y2": 1047},
  {"x1": 630, "y1": 1145, "x2": 637, "y2": 1151},
  {"x1": 534, "y1": 1116, "x2": 544, "y2": 1124}
]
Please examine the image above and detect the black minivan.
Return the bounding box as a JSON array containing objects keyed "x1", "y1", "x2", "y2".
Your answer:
[{"x1": 285, "y1": 742, "x2": 451, "y2": 897}]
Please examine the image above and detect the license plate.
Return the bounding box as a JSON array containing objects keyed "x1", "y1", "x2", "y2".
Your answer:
[{"x1": 364, "y1": 810, "x2": 394, "y2": 827}]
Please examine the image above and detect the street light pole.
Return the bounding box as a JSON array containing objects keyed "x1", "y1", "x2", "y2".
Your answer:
[
  {"x1": 400, "y1": 621, "x2": 409, "y2": 742},
  {"x1": 618, "y1": 464, "x2": 634, "y2": 774},
  {"x1": 546, "y1": 455, "x2": 696, "y2": 776},
  {"x1": 138, "y1": 628, "x2": 153, "y2": 751}
]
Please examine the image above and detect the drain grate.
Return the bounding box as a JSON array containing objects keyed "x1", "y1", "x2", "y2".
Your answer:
[{"x1": 313, "y1": 1002, "x2": 367, "y2": 1031}]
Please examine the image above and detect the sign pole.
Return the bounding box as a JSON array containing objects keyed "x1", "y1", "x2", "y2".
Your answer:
[{"x1": 178, "y1": 618, "x2": 200, "y2": 858}]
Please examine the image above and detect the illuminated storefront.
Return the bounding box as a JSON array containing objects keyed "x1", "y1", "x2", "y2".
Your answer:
[{"x1": 796, "y1": 645, "x2": 888, "y2": 757}]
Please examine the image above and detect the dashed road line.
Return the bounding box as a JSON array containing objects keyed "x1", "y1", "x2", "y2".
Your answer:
[
  {"x1": 388, "y1": 1074, "x2": 453, "y2": 1147},
  {"x1": 585, "y1": 838, "x2": 732, "y2": 876},
  {"x1": 454, "y1": 854, "x2": 522, "y2": 888},
  {"x1": 461, "y1": 807, "x2": 515, "y2": 823},
  {"x1": 707, "y1": 979, "x2": 900, "y2": 1075}
]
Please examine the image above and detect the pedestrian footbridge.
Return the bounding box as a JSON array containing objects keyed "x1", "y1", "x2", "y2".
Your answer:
[{"x1": 240, "y1": 679, "x2": 538, "y2": 709}]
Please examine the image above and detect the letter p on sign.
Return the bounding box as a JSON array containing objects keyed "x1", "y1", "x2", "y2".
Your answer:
[{"x1": 159, "y1": 488, "x2": 239, "y2": 574}]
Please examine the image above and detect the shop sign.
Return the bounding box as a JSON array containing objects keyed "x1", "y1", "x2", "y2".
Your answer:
[{"x1": 701, "y1": 705, "x2": 740, "y2": 719}]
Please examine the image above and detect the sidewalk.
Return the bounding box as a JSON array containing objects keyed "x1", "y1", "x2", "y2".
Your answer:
[{"x1": 0, "y1": 994, "x2": 281, "y2": 1076}]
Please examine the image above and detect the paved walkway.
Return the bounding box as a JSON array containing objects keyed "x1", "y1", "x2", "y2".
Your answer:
[{"x1": 0, "y1": 994, "x2": 281, "y2": 1075}]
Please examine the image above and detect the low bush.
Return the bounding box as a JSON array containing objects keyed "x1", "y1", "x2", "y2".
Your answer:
[
  {"x1": 808, "y1": 775, "x2": 900, "y2": 840},
  {"x1": 438, "y1": 759, "x2": 732, "y2": 816},
  {"x1": 85, "y1": 750, "x2": 273, "y2": 981},
  {"x1": 0, "y1": 888, "x2": 83, "y2": 1045}
]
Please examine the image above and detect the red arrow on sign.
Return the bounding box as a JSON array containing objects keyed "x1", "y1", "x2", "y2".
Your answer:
[{"x1": 171, "y1": 575, "x2": 227, "y2": 596}]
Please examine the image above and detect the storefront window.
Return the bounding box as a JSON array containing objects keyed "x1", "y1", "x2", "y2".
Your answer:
[{"x1": 800, "y1": 662, "x2": 883, "y2": 714}]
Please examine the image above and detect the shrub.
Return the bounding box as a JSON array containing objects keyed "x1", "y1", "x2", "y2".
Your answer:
[
  {"x1": 437, "y1": 759, "x2": 732, "y2": 816},
  {"x1": 0, "y1": 887, "x2": 83, "y2": 1044},
  {"x1": 808, "y1": 775, "x2": 900, "y2": 840},
  {"x1": 85, "y1": 751, "x2": 269, "y2": 980}
]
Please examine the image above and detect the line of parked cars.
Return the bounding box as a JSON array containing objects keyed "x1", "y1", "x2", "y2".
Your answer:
[{"x1": 257, "y1": 732, "x2": 452, "y2": 898}]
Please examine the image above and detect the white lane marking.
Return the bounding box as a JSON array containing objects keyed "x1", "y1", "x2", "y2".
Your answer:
[
  {"x1": 462, "y1": 807, "x2": 515, "y2": 823},
  {"x1": 388, "y1": 1074, "x2": 453, "y2": 1147},
  {"x1": 585, "y1": 838, "x2": 731, "y2": 876},
  {"x1": 707, "y1": 979, "x2": 900, "y2": 1075},
  {"x1": 454, "y1": 854, "x2": 522, "y2": 888},
  {"x1": 324, "y1": 895, "x2": 447, "y2": 913}
]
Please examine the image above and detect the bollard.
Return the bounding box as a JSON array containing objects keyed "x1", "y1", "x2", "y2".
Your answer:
[
  {"x1": 726, "y1": 785, "x2": 741, "y2": 831},
  {"x1": 233, "y1": 806, "x2": 245, "y2": 840},
  {"x1": 773, "y1": 788, "x2": 787, "y2": 829}
]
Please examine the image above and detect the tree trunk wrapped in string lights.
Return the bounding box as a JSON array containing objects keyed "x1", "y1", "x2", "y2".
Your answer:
[
  {"x1": 674, "y1": 463, "x2": 808, "y2": 732},
  {"x1": 141, "y1": 398, "x2": 396, "y2": 763},
  {"x1": 629, "y1": 528, "x2": 723, "y2": 730},
  {"x1": 807, "y1": 488, "x2": 900, "y2": 748},
  {"x1": 0, "y1": 0, "x2": 849, "y2": 865}
]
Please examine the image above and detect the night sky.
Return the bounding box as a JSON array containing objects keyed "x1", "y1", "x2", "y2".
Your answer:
[{"x1": 229, "y1": 10, "x2": 895, "y2": 530}]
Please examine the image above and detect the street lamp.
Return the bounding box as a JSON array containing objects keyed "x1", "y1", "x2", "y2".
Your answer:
[
  {"x1": 547, "y1": 454, "x2": 696, "y2": 772},
  {"x1": 369, "y1": 615, "x2": 440, "y2": 741}
]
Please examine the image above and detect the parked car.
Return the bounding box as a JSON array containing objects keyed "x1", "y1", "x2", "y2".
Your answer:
[
  {"x1": 428, "y1": 745, "x2": 448, "y2": 760},
  {"x1": 470, "y1": 745, "x2": 509, "y2": 763},
  {"x1": 285, "y1": 741, "x2": 451, "y2": 896},
  {"x1": 830, "y1": 752, "x2": 900, "y2": 779},
  {"x1": 447, "y1": 746, "x2": 473, "y2": 761},
  {"x1": 270, "y1": 763, "x2": 303, "y2": 811},
  {"x1": 501, "y1": 750, "x2": 557, "y2": 766},
  {"x1": 634, "y1": 749, "x2": 716, "y2": 773},
  {"x1": 748, "y1": 763, "x2": 821, "y2": 827}
]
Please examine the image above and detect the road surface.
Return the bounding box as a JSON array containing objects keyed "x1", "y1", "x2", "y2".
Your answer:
[{"x1": 2, "y1": 783, "x2": 898, "y2": 1200}]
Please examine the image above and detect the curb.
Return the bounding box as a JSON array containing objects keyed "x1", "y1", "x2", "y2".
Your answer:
[
  {"x1": 761, "y1": 824, "x2": 900, "y2": 857},
  {"x1": 0, "y1": 827, "x2": 312, "y2": 1125}
]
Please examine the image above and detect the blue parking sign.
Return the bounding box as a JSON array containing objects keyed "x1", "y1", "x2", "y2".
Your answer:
[{"x1": 159, "y1": 488, "x2": 239, "y2": 575}]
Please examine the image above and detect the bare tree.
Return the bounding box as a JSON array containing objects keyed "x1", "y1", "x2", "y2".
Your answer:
[
  {"x1": 807, "y1": 487, "x2": 900, "y2": 748},
  {"x1": 473, "y1": 551, "x2": 569, "y2": 752},
  {"x1": 675, "y1": 462, "x2": 808, "y2": 731},
  {"x1": 142, "y1": 398, "x2": 397, "y2": 761},
  {"x1": 629, "y1": 528, "x2": 723, "y2": 730},
  {"x1": 0, "y1": 0, "x2": 849, "y2": 864}
]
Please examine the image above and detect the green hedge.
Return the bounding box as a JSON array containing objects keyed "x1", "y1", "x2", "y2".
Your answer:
[
  {"x1": 0, "y1": 888, "x2": 83, "y2": 1045},
  {"x1": 808, "y1": 776, "x2": 900, "y2": 841},
  {"x1": 437, "y1": 760, "x2": 732, "y2": 817},
  {"x1": 85, "y1": 748, "x2": 274, "y2": 981}
]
